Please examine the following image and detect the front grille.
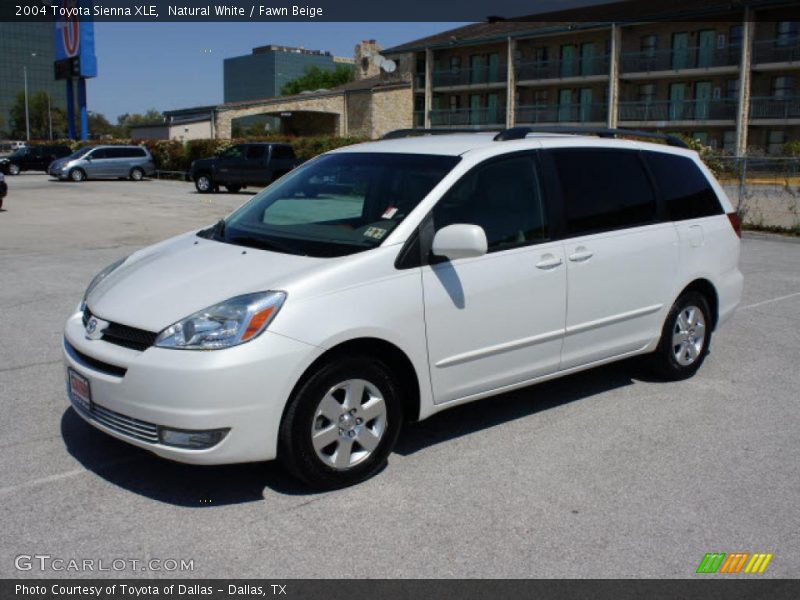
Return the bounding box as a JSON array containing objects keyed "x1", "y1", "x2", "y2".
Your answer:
[
  {"x1": 70, "y1": 394, "x2": 159, "y2": 444},
  {"x1": 83, "y1": 307, "x2": 158, "y2": 352},
  {"x1": 65, "y1": 341, "x2": 127, "y2": 378}
]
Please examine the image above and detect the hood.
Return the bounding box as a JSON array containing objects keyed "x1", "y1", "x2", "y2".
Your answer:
[
  {"x1": 49, "y1": 157, "x2": 69, "y2": 169},
  {"x1": 87, "y1": 232, "x2": 326, "y2": 332},
  {"x1": 191, "y1": 157, "x2": 217, "y2": 170}
]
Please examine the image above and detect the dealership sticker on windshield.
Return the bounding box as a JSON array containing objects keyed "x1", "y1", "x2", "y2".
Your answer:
[
  {"x1": 364, "y1": 227, "x2": 387, "y2": 240},
  {"x1": 382, "y1": 207, "x2": 399, "y2": 219}
]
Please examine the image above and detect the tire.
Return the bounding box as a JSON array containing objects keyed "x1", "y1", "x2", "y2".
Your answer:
[
  {"x1": 129, "y1": 168, "x2": 144, "y2": 181},
  {"x1": 278, "y1": 356, "x2": 404, "y2": 490},
  {"x1": 8, "y1": 163, "x2": 20, "y2": 176},
  {"x1": 194, "y1": 173, "x2": 213, "y2": 193},
  {"x1": 224, "y1": 185, "x2": 241, "y2": 193},
  {"x1": 648, "y1": 291, "x2": 712, "y2": 381},
  {"x1": 69, "y1": 168, "x2": 86, "y2": 182}
]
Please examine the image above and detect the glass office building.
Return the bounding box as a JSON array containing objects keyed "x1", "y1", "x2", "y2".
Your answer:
[{"x1": 0, "y1": 22, "x2": 65, "y2": 139}]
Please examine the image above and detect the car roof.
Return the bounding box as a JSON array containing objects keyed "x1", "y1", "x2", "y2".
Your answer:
[{"x1": 332, "y1": 132, "x2": 698, "y2": 159}]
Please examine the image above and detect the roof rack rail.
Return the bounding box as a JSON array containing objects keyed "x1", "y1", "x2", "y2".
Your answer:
[
  {"x1": 493, "y1": 126, "x2": 688, "y2": 148},
  {"x1": 381, "y1": 128, "x2": 499, "y2": 140}
]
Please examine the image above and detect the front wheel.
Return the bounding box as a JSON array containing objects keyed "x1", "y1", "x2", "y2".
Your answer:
[
  {"x1": 69, "y1": 168, "x2": 86, "y2": 182},
  {"x1": 278, "y1": 356, "x2": 403, "y2": 490},
  {"x1": 648, "y1": 291, "x2": 712, "y2": 380},
  {"x1": 194, "y1": 174, "x2": 213, "y2": 193},
  {"x1": 8, "y1": 163, "x2": 20, "y2": 176}
]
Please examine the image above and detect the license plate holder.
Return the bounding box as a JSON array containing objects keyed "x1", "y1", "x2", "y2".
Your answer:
[{"x1": 68, "y1": 368, "x2": 92, "y2": 412}]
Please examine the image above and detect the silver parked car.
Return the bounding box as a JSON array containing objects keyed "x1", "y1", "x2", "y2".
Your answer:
[{"x1": 49, "y1": 145, "x2": 155, "y2": 182}]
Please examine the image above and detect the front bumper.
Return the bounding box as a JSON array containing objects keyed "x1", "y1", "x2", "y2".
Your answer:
[{"x1": 63, "y1": 309, "x2": 321, "y2": 464}]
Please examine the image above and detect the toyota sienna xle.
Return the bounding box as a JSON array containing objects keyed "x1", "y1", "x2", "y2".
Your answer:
[{"x1": 63, "y1": 128, "x2": 743, "y2": 489}]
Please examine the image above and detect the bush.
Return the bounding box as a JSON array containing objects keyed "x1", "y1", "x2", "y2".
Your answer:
[{"x1": 783, "y1": 140, "x2": 800, "y2": 156}]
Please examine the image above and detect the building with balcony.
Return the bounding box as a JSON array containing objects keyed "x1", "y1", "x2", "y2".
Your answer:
[{"x1": 385, "y1": 0, "x2": 800, "y2": 156}]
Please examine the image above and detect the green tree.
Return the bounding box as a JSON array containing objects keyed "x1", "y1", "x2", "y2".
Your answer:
[
  {"x1": 88, "y1": 111, "x2": 119, "y2": 138},
  {"x1": 116, "y1": 109, "x2": 164, "y2": 136},
  {"x1": 9, "y1": 91, "x2": 65, "y2": 139},
  {"x1": 281, "y1": 64, "x2": 354, "y2": 96}
]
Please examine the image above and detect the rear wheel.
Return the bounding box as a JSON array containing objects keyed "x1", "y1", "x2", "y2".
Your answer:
[
  {"x1": 279, "y1": 356, "x2": 403, "y2": 490},
  {"x1": 648, "y1": 291, "x2": 712, "y2": 380},
  {"x1": 69, "y1": 168, "x2": 86, "y2": 182},
  {"x1": 8, "y1": 163, "x2": 20, "y2": 176},
  {"x1": 224, "y1": 184, "x2": 241, "y2": 193},
  {"x1": 194, "y1": 173, "x2": 213, "y2": 193},
  {"x1": 129, "y1": 167, "x2": 144, "y2": 181}
]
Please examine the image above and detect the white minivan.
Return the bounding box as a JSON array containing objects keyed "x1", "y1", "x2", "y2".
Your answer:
[{"x1": 63, "y1": 128, "x2": 743, "y2": 489}]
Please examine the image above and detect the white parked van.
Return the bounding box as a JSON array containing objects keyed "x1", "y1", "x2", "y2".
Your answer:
[{"x1": 63, "y1": 128, "x2": 743, "y2": 489}]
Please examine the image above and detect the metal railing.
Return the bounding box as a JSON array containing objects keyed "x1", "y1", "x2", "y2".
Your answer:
[
  {"x1": 516, "y1": 103, "x2": 608, "y2": 124},
  {"x1": 620, "y1": 45, "x2": 740, "y2": 73},
  {"x1": 750, "y1": 97, "x2": 800, "y2": 120},
  {"x1": 752, "y1": 37, "x2": 800, "y2": 64},
  {"x1": 516, "y1": 54, "x2": 610, "y2": 80},
  {"x1": 429, "y1": 107, "x2": 507, "y2": 126},
  {"x1": 432, "y1": 64, "x2": 508, "y2": 87},
  {"x1": 618, "y1": 99, "x2": 737, "y2": 122}
]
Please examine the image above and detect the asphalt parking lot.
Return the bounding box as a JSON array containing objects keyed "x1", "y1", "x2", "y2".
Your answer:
[{"x1": 0, "y1": 173, "x2": 798, "y2": 579}]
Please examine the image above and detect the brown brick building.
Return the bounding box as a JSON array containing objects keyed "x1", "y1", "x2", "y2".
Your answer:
[{"x1": 383, "y1": 0, "x2": 800, "y2": 155}]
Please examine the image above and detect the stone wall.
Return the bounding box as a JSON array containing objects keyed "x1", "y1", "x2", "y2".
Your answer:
[{"x1": 370, "y1": 85, "x2": 414, "y2": 138}]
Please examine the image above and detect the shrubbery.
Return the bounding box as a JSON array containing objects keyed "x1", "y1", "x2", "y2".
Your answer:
[{"x1": 23, "y1": 135, "x2": 366, "y2": 172}]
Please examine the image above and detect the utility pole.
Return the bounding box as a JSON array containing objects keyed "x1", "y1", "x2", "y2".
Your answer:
[
  {"x1": 23, "y1": 65, "x2": 30, "y2": 141},
  {"x1": 47, "y1": 94, "x2": 53, "y2": 140}
]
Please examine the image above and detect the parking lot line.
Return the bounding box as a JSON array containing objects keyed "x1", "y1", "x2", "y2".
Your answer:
[{"x1": 740, "y1": 291, "x2": 800, "y2": 311}]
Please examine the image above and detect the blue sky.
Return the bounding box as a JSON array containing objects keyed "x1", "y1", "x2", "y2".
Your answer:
[{"x1": 87, "y1": 22, "x2": 469, "y2": 121}]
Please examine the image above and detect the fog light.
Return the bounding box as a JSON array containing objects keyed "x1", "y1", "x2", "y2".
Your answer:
[{"x1": 158, "y1": 427, "x2": 229, "y2": 449}]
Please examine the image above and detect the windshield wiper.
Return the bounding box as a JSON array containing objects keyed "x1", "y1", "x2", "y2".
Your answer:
[{"x1": 228, "y1": 234, "x2": 297, "y2": 255}]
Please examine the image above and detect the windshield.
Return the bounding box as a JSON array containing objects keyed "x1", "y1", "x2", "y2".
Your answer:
[
  {"x1": 208, "y1": 152, "x2": 460, "y2": 258},
  {"x1": 67, "y1": 147, "x2": 95, "y2": 160}
]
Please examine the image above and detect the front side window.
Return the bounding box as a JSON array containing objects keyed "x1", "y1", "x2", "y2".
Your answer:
[
  {"x1": 432, "y1": 154, "x2": 548, "y2": 253},
  {"x1": 645, "y1": 152, "x2": 722, "y2": 220},
  {"x1": 550, "y1": 149, "x2": 657, "y2": 235},
  {"x1": 220, "y1": 145, "x2": 246, "y2": 159},
  {"x1": 217, "y1": 153, "x2": 460, "y2": 258}
]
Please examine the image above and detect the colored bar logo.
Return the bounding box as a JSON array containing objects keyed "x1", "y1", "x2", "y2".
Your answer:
[{"x1": 696, "y1": 552, "x2": 773, "y2": 574}]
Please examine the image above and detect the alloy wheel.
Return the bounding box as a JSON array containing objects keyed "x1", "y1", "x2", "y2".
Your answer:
[{"x1": 672, "y1": 305, "x2": 706, "y2": 366}]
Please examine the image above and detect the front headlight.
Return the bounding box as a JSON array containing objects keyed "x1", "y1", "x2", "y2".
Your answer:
[
  {"x1": 82, "y1": 256, "x2": 127, "y2": 309},
  {"x1": 154, "y1": 291, "x2": 286, "y2": 350}
]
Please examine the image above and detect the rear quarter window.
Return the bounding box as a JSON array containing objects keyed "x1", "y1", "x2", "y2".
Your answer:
[{"x1": 645, "y1": 152, "x2": 723, "y2": 221}]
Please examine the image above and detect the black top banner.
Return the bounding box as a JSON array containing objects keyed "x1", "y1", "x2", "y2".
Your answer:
[{"x1": 5, "y1": 0, "x2": 800, "y2": 23}]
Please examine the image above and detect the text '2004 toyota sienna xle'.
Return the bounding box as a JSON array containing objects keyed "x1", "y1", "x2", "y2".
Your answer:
[{"x1": 63, "y1": 128, "x2": 743, "y2": 489}]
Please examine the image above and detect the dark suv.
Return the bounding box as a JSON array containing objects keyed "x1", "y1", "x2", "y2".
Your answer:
[
  {"x1": 0, "y1": 145, "x2": 72, "y2": 175},
  {"x1": 190, "y1": 143, "x2": 301, "y2": 193}
]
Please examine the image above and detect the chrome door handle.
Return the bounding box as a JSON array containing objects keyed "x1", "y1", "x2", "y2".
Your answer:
[
  {"x1": 568, "y1": 247, "x2": 594, "y2": 262},
  {"x1": 536, "y1": 254, "x2": 563, "y2": 270}
]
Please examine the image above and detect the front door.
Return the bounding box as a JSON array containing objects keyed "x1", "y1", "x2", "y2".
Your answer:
[
  {"x1": 560, "y1": 45, "x2": 577, "y2": 77},
  {"x1": 469, "y1": 94, "x2": 482, "y2": 125},
  {"x1": 546, "y1": 148, "x2": 679, "y2": 369},
  {"x1": 487, "y1": 53, "x2": 500, "y2": 83},
  {"x1": 697, "y1": 30, "x2": 715, "y2": 68},
  {"x1": 669, "y1": 82, "x2": 686, "y2": 120},
  {"x1": 558, "y1": 89, "x2": 573, "y2": 121},
  {"x1": 580, "y1": 43, "x2": 596, "y2": 76},
  {"x1": 695, "y1": 81, "x2": 712, "y2": 120},
  {"x1": 671, "y1": 32, "x2": 689, "y2": 69},
  {"x1": 487, "y1": 93, "x2": 499, "y2": 124},
  {"x1": 422, "y1": 153, "x2": 566, "y2": 404},
  {"x1": 579, "y1": 88, "x2": 593, "y2": 122},
  {"x1": 470, "y1": 55, "x2": 485, "y2": 84},
  {"x1": 85, "y1": 148, "x2": 112, "y2": 177}
]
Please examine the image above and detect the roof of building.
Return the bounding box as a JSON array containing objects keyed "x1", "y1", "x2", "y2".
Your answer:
[{"x1": 383, "y1": 0, "x2": 791, "y2": 53}]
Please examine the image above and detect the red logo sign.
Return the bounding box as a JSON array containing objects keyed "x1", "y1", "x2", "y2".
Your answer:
[{"x1": 62, "y1": 0, "x2": 80, "y2": 57}]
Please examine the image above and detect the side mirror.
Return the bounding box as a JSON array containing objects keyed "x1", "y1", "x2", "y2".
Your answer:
[{"x1": 432, "y1": 224, "x2": 488, "y2": 261}]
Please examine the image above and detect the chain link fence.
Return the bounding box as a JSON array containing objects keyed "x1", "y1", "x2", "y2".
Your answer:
[{"x1": 711, "y1": 156, "x2": 800, "y2": 233}]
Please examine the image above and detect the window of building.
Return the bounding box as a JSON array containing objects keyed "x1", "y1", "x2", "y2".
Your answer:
[
  {"x1": 768, "y1": 130, "x2": 785, "y2": 155},
  {"x1": 638, "y1": 83, "x2": 656, "y2": 103},
  {"x1": 533, "y1": 89, "x2": 549, "y2": 105},
  {"x1": 449, "y1": 95, "x2": 460, "y2": 111},
  {"x1": 771, "y1": 76, "x2": 795, "y2": 98},
  {"x1": 645, "y1": 152, "x2": 722, "y2": 220},
  {"x1": 432, "y1": 154, "x2": 548, "y2": 252},
  {"x1": 534, "y1": 47, "x2": 549, "y2": 64},
  {"x1": 776, "y1": 22, "x2": 799, "y2": 46},
  {"x1": 550, "y1": 149, "x2": 657, "y2": 235},
  {"x1": 449, "y1": 56, "x2": 461, "y2": 71},
  {"x1": 726, "y1": 78, "x2": 740, "y2": 99},
  {"x1": 729, "y1": 25, "x2": 743, "y2": 48},
  {"x1": 640, "y1": 35, "x2": 658, "y2": 56}
]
